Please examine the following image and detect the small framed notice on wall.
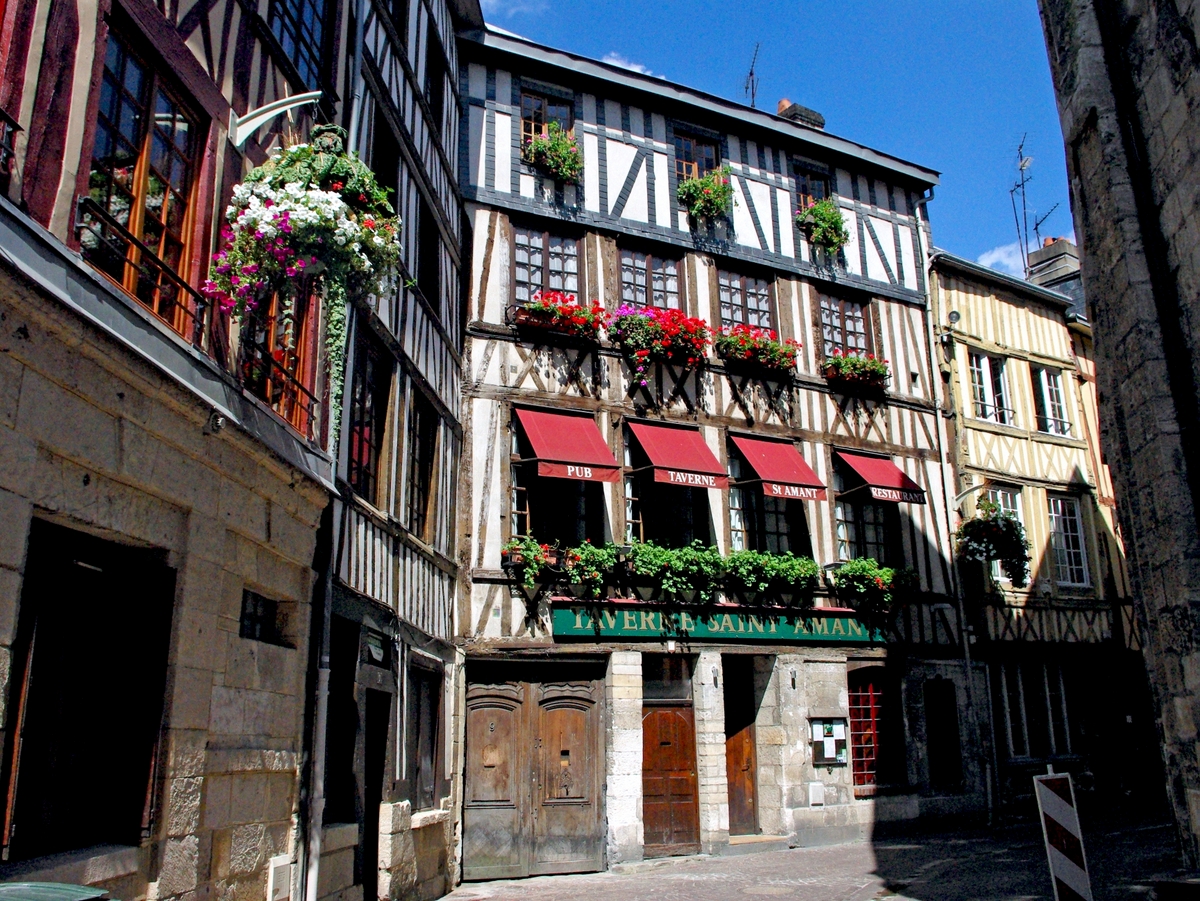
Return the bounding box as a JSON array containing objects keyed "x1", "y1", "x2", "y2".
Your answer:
[{"x1": 810, "y1": 718, "x2": 848, "y2": 765}]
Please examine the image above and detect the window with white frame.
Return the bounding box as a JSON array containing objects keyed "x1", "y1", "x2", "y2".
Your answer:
[
  {"x1": 1047, "y1": 494, "x2": 1089, "y2": 586},
  {"x1": 996, "y1": 660, "x2": 1074, "y2": 760},
  {"x1": 986, "y1": 486, "x2": 1022, "y2": 582},
  {"x1": 968, "y1": 352, "x2": 1013, "y2": 425},
  {"x1": 513, "y1": 226, "x2": 579, "y2": 304},
  {"x1": 619, "y1": 248, "x2": 681, "y2": 309},
  {"x1": 1031, "y1": 366, "x2": 1071, "y2": 436}
]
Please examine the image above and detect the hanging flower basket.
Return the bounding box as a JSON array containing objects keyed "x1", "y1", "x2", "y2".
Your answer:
[
  {"x1": 607, "y1": 305, "x2": 711, "y2": 387},
  {"x1": 823, "y1": 349, "x2": 890, "y2": 392},
  {"x1": 956, "y1": 499, "x2": 1031, "y2": 588},
  {"x1": 715, "y1": 324, "x2": 800, "y2": 374},
  {"x1": 203, "y1": 125, "x2": 402, "y2": 446},
  {"x1": 512, "y1": 290, "x2": 604, "y2": 342},
  {"x1": 677, "y1": 165, "x2": 735, "y2": 223},
  {"x1": 796, "y1": 198, "x2": 849, "y2": 254},
  {"x1": 522, "y1": 122, "x2": 584, "y2": 184}
]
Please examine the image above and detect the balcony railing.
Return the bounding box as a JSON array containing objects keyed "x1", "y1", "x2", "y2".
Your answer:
[
  {"x1": 77, "y1": 197, "x2": 211, "y2": 350},
  {"x1": 238, "y1": 296, "x2": 323, "y2": 443},
  {"x1": 1036, "y1": 415, "x2": 1073, "y2": 437}
]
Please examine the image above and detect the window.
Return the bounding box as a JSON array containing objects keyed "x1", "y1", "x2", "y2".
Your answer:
[
  {"x1": 513, "y1": 225, "x2": 579, "y2": 303},
  {"x1": 269, "y1": 0, "x2": 326, "y2": 90},
  {"x1": 793, "y1": 164, "x2": 829, "y2": 208},
  {"x1": 728, "y1": 452, "x2": 812, "y2": 555},
  {"x1": 389, "y1": 0, "x2": 408, "y2": 43},
  {"x1": 240, "y1": 291, "x2": 322, "y2": 439},
  {"x1": 347, "y1": 324, "x2": 392, "y2": 504},
  {"x1": 818, "y1": 292, "x2": 870, "y2": 359},
  {"x1": 424, "y1": 18, "x2": 446, "y2": 133},
  {"x1": 406, "y1": 662, "x2": 442, "y2": 810},
  {"x1": 1048, "y1": 494, "x2": 1089, "y2": 586},
  {"x1": 509, "y1": 429, "x2": 604, "y2": 547},
  {"x1": 1, "y1": 520, "x2": 174, "y2": 860},
  {"x1": 968, "y1": 352, "x2": 1013, "y2": 425},
  {"x1": 620, "y1": 248, "x2": 681, "y2": 310},
  {"x1": 239, "y1": 589, "x2": 293, "y2": 648},
  {"x1": 835, "y1": 500, "x2": 896, "y2": 564},
  {"x1": 370, "y1": 102, "x2": 400, "y2": 205},
  {"x1": 624, "y1": 435, "x2": 711, "y2": 548},
  {"x1": 405, "y1": 389, "x2": 439, "y2": 541},
  {"x1": 718, "y1": 270, "x2": 773, "y2": 330},
  {"x1": 1031, "y1": 366, "x2": 1071, "y2": 436},
  {"x1": 520, "y1": 91, "x2": 572, "y2": 145},
  {"x1": 996, "y1": 660, "x2": 1075, "y2": 760},
  {"x1": 418, "y1": 197, "x2": 441, "y2": 309},
  {"x1": 674, "y1": 133, "x2": 718, "y2": 182},
  {"x1": 986, "y1": 487, "x2": 1022, "y2": 582},
  {"x1": 80, "y1": 30, "x2": 202, "y2": 338}
]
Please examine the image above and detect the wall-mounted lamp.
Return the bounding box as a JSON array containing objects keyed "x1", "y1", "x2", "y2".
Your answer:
[
  {"x1": 712, "y1": 666, "x2": 719, "y2": 688},
  {"x1": 948, "y1": 310, "x2": 961, "y2": 326}
]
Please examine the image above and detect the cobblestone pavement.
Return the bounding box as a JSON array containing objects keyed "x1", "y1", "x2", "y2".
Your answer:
[{"x1": 446, "y1": 820, "x2": 1180, "y2": 901}]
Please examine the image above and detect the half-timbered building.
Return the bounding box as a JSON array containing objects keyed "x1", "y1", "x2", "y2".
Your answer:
[
  {"x1": 930, "y1": 245, "x2": 1162, "y2": 816},
  {"x1": 453, "y1": 26, "x2": 983, "y2": 876}
]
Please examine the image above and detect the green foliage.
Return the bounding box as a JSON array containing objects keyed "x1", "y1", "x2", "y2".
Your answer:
[
  {"x1": 822, "y1": 349, "x2": 890, "y2": 385},
  {"x1": 796, "y1": 197, "x2": 850, "y2": 252},
  {"x1": 714, "y1": 324, "x2": 800, "y2": 372},
  {"x1": 501, "y1": 535, "x2": 552, "y2": 591},
  {"x1": 565, "y1": 541, "x2": 617, "y2": 599},
  {"x1": 677, "y1": 165, "x2": 735, "y2": 221},
  {"x1": 956, "y1": 499, "x2": 1032, "y2": 588},
  {"x1": 522, "y1": 122, "x2": 584, "y2": 183},
  {"x1": 725, "y1": 550, "x2": 820, "y2": 605},
  {"x1": 672, "y1": 542, "x2": 726, "y2": 603},
  {"x1": 831, "y1": 557, "x2": 896, "y2": 629}
]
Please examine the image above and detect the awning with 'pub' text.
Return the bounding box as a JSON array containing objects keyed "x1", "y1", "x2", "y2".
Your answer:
[
  {"x1": 730, "y1": 435, "x2": 827, "y2": 500},
  {"x1": 835, "y1": 450, "x2": 926, "y2": 504},
  {"x1": 627, "y1": 421, "x2": 729, "y2": 490},
  {"x1": 513, "y1": 407, "x2": 621, "y2": 482}
]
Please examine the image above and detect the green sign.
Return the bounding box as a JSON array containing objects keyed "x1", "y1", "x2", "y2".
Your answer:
[{"x1": 551, "y1": 603, "x2": 880, "y2": 644}]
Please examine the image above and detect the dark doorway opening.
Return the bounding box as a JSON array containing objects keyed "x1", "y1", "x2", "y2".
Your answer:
[
  {"x1": 723, "y1": 655, "x2": 759, "y2": 836},
  {"x1": 361, "y1": 688, "x2": 391, "y2": 901},
  {"x1": 924, "y1": 677, "x2": 963, "y2": 793},
  {"x1": 1, "y1": 519, "x2": 175, "y2": 861}
]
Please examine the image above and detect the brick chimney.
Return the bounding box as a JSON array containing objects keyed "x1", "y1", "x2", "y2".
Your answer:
[
  {"x1": 1028, "y1": 237, "x2": 1080, "y2": 287},
  {"x1": 776, "y1": 97, "x2": 825, "y2": 130}
]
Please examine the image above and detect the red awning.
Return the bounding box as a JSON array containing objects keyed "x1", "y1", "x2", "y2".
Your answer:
[
  {"x1": 627, "y1": 421, "x2": 729, "y2": 489},
  {"x1": 731, "y1": 436, "x2": 827, "y2": 501},
  {"x1": 514, "y1": 407, "x2": 621, "y2": 482},
  {"x1": 835, "y1": 451, "x2": 926, "y2": 504}
]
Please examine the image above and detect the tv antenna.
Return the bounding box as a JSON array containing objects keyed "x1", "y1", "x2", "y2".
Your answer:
[
  {"x1": 1033, "y1": 203, "x2": 1060, "y2": 246},
  {"x1": 744, "y1": 43, "x2": 761, "y2": 109},
  {"x1": 1009, "y1": 136, "x2": 1035, "y2": 276}
]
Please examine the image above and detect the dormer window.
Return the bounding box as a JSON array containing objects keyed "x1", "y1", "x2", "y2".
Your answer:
[{"x1": 520, "y1": 91, "x2": 572, "y2": 145}]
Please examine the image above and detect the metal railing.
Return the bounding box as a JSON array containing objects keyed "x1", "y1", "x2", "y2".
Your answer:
[
  {"x1": 238, "y1": 313, "x2": 322, "y2": 443},
  {"x1": 77, "y1": 197, "x2": 210, "y2": 349},
  {"x1": 973, "y1": 401, "x2": 1017, "y2": 426},
  {"x1": 0, "y1": 107, "x2": 21, "y2": 194},
  {"x1": 1036, "y1": 415, "x2": 1073, "y2": 437}
]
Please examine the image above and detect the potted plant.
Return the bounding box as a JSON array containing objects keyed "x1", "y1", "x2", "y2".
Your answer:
[
  {"x1": 677, "y1": 165, "x2": 735, "y2": 223},
  {"x1": 796, "y1": 197, "x2": 849, "y2": 255},
  {"x1": 768, "y1": 553, "x2": 821, "y2": 608},
  {"x1": 956, "y1": 499, "x2": 1031, "y2": 588},
  {"x1": 501, "y1": 536, "x2": 558, "y2": 599},
  {"x1": 830, "y1": 558, "x2": 895, "y2": 632},
  {"x1": 607, "y1": 305, "x2": 712, "y2": 387},
  {"x1": 723, "y1": 549, "x2": 775, "y2": 606},
  {"x1": 204, "y1": 125, "x2": 403, "y2": 447},
  {"x1": 512, "y1": 290, "x2": 605, "y2": 341},
  {"x1": 622, "y1": 540, "x2": 675, "y2": 601},
  {"x1": 714, "y1": 324, "x2": 801, "y2": 375},
  {"x1": 521, "y1": 122, "x2": 584, "y2": 184},
  {"x1": 668, "y1": 541, "x2": 726, "y2": 604},
  {"x1": 822, "y1": 348, "x2": 890, "y2": 391},
  {"x1": 564, "y1": 541, "x2": 617, "y2": 599}
]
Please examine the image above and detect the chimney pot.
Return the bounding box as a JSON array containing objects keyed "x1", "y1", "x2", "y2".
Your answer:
[
  {"x1": 777, "y1": 98, "x2": 792, "y2": 115},
  {"x1": 1044, "y1": 237, "x2": 1055, "y2": 247}
]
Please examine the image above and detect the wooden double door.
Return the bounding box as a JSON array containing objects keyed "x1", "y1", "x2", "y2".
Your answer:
[{"x1": 463, "y1": 661, "x2": 605, "y2": 881}]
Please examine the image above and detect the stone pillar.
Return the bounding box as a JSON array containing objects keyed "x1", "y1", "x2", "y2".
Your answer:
[
  {"x1": 752, "y1": 656, "x2": 786, "y2": 837},
  {"x1": 692, "y1": 649, "x2": 728, "y2": 854},
  {"x1": 605, "y1": 651, "x2": 643, "y2": 864},
  {"x1": 775, "y1": 654, "x2": 809, "y2": 842}
]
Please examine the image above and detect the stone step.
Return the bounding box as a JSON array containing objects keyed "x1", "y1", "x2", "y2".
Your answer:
[{"x1": 722, "y1": 835, "x2": 793, "y2": 856}]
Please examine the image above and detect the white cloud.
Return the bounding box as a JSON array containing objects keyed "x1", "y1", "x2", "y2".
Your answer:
[
  {"x1": 602, "y1": 52, "x2": 660, "y2": 78},
  {"x1": 481, "y1": 0, "x2": 546, "y2": 17},
  {"x1": 977, "y1": 241, "x2": 1026, "y2": 277}
]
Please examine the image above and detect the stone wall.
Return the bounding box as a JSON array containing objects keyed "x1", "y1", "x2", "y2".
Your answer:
[
  {"x1": 692, "y1": 650, "x2": 729, "y2": 854},
  {"x1": 1037, "y1": 0, "x2": 1200, "y2": 864},
  {"x1": 605, "y1": 651, "x2": 643, "y2": 864},
  {"x1": 0, "y1": 263, "x2": 327, "y2": 897}
]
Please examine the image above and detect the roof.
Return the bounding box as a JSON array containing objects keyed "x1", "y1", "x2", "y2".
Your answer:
[
  {"x1": 930, "y1": 248, "x2": 1076, "y2": 309},
  {"x1": 449, "y1": 0, "x2": 484, "y2": 29},
  {"x1": 463, "y1": 27, "x2": 940, "y2": 188}
]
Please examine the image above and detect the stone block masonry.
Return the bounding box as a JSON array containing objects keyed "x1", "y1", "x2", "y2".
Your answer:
[{"x1": 605, "y1": 651, "x2": 643, "y2": 864}]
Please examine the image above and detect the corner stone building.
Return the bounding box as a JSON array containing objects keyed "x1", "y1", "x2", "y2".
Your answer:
[{"x1": 1038, "y1": 0, "x2": 1200, "y2": 865}]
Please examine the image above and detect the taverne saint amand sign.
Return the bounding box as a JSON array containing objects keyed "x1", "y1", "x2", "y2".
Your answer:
[{"x1": 551, "y1": 602, "x2": 879, "y2": 644}]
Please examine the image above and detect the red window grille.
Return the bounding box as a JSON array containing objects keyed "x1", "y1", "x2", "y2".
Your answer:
[{"x1": 849, "y1": 678, "x2": 882, "y2": 796}]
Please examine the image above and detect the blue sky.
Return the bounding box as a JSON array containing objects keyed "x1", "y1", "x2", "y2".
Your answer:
[{"x1": 479, "y1": 0, "x2": 1073, "y2": 276}]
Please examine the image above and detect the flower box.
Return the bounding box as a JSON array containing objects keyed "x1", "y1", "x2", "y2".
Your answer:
[
  {"x1": 521, "y1": 122, "x2": 583, "y2": 184},
  {"x1": 677, "y1": 166, "x2": 734, "y2": 223},
  {"x1": 822, "y1": 352, "x2": 890, "y2": 394},
  {"x1": 715, "y1": 324, "x2": 800, "y2": 375},
  {"x1": 796, "y1": 198, "x2": 849, "y2": 254},
  {"x1": 607, "y1": 305, "x2": 712, "y2": 387},
  {"x1": 512, "y1": 291, "x2": 604, "y2": 343}
]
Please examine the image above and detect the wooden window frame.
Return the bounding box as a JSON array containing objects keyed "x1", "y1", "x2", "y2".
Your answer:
[
  {"x1": 998, "y1": 660, "x2": 1074, "y2": 760},
  {"x1": 404, "y1": 387, "x2": 440, "y2": 543},
  {"x1": 793, "y1": 163, "x2": 830, "y2": 210},
  {"x1": 268, "y1": 0, "x2": 331, "y2": 92},
  {"x1": 985, "y1": 486, "x2": 1022, "y2": 583},
  {"x1": 673, "y1": 132, "x2": 718, "y2": 184},
  {"x1": 969, "y1": 352, "x2": 1014, "y2": 426},
  {"x1": 619, "y1": 246, "x2": 683, "y2": 310},
  {"x1": 346, "y1": 322, "x2": 393, "y2": 506},
  {"x1": 718, "y1": 268, "x2": 775, "y2": 331},
  {"x1": 239, "y1": 289, "x2": 323, "y2": 440},
  {"x1": 1031, "y1": 365, "x2": 1072, "y2": 436},
  {"x1": 728, "y1": 450, "x2": 808, "y2": 555},
  {"x1": 511, "y1": 223, "x2": 582, "y2": 306},
  {"x1": 519, "y1": 90, "x2": 573, "y2": 146},
  {"x1": 817, "y1": 291, "x2": 873, "y2": 360}
]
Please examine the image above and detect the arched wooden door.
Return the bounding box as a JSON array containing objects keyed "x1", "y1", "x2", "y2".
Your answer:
[
  {"x1": 641, "y1": 706, "x2": 700, "y2": 855},
  {"x1": 462, "y1": 662, "x2": 604, "y2": 880}
]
